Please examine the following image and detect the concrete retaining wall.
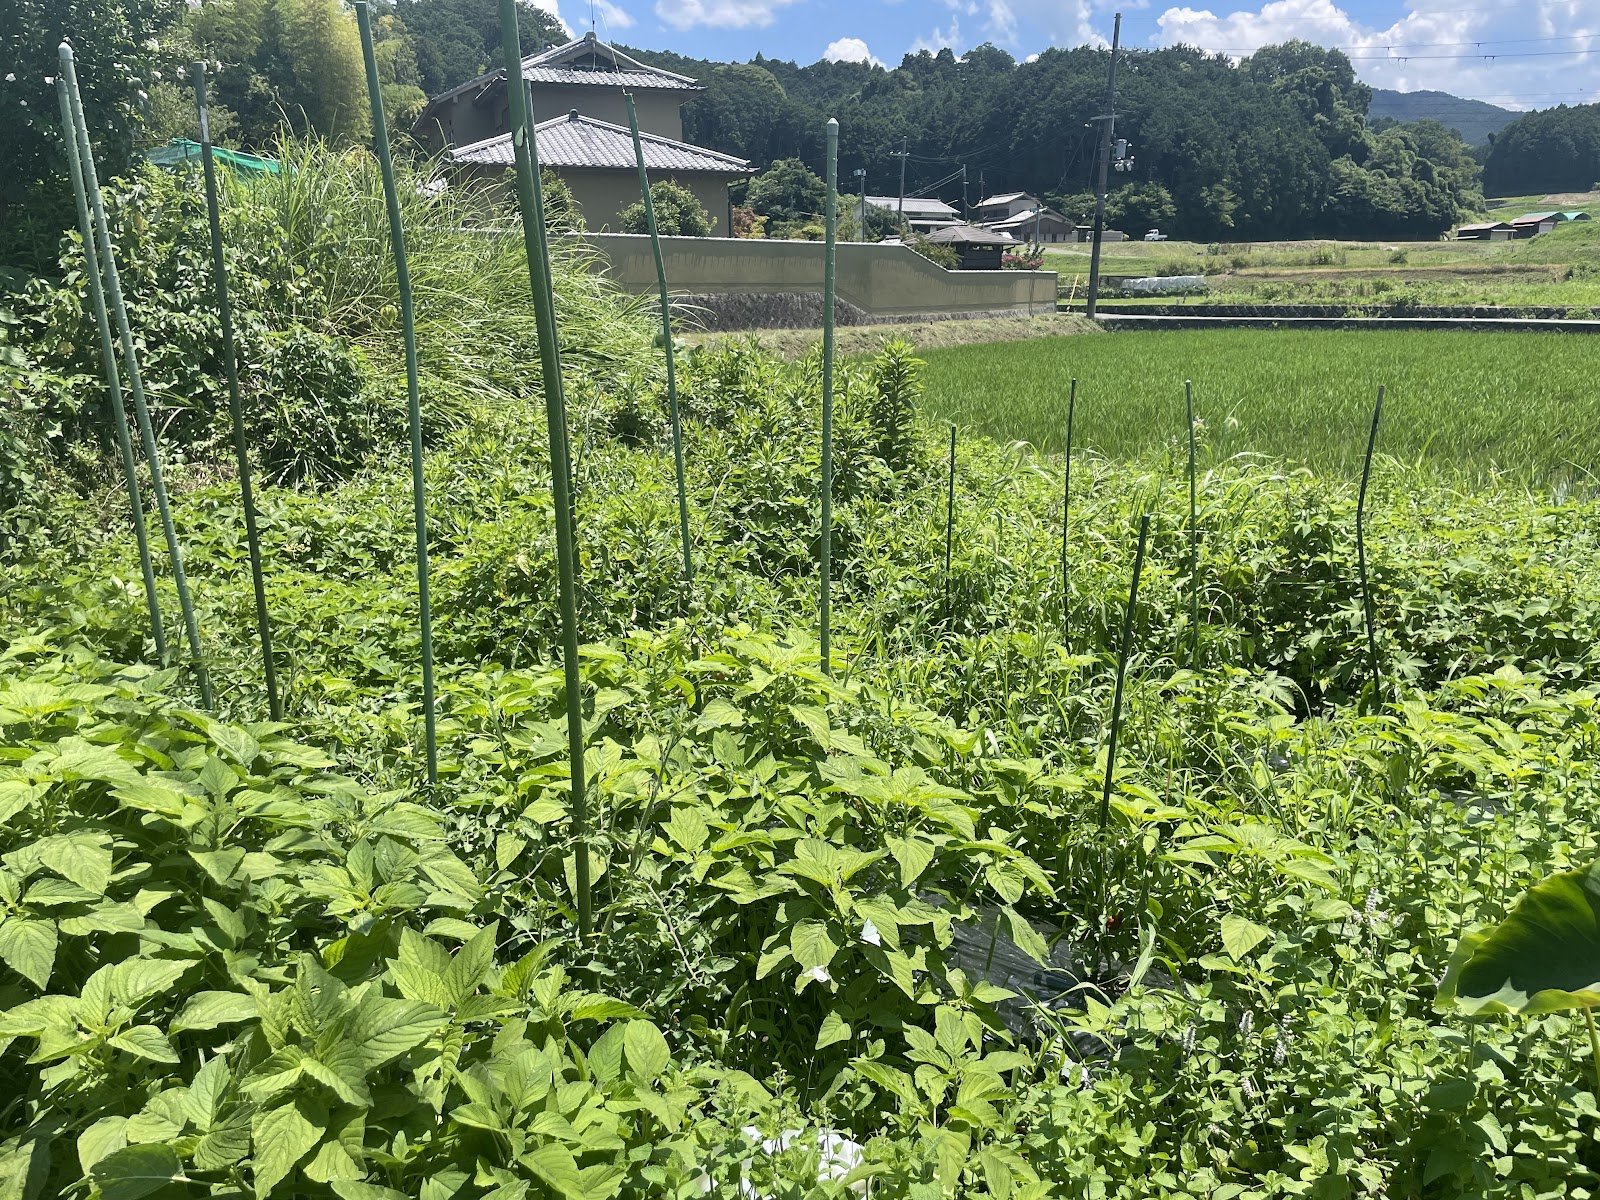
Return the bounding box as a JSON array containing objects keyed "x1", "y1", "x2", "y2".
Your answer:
[{"x1": 584, "y1": 233, "x2": 1058, "y2": 329}]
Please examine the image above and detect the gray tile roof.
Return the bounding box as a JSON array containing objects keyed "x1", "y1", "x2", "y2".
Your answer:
[
  {"x1": 864, "y1": 194, "x2": 958, "y2": 217},
  {"x1": 417, "y1": 34, "x2": 696, "y2": 122},
  {"x1": 451, "y1": 111, "x2": 751, "y2": 175},
  {"x1": 925, "y1": 223, "x2": 1013, "y2": 246}
]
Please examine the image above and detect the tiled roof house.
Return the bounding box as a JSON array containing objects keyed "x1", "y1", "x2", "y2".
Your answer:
[{"x1": 414, "y1": 32, "x2": 750, "y2": 231}]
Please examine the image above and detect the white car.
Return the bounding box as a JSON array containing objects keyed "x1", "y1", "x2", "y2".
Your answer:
[{"x1": 1144, "y1": 229, "x2": 1168, "y2": 242}]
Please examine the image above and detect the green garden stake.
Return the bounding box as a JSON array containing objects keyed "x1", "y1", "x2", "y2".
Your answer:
[
  {"x1": 1096, "y1": 513, "x2": 1149, "y2": 955},
  {"x1": 500, "y1": 0, "x2": 591, "y2": 944},
  {"x1": 1357, "y1": 385, "x2": 1386, "y2": 708},
  {"x1": 624, "y1": 92, "x2": 692, "y2": 589},
  {"x1": 819, "y1": 116, "x2": 838, "y2": 674},
  {"x1": 193, "y1": 63, "x2": 280, "y2": 721},
  {"x1": 55, "y1": 75, "x2": 166, "y2": 664},
  {"x1": 1061, "y1": 377, "x2": 1076, "y2": 649},
  {"x1": 355, "y1": 3, "x2": 437, "y2": 784},
  {"x1": 1185, "y1": 379, "x2": 1199, "y2": 668},
  {"x1": 943, "y1": 423, "x2": 956, "y2": 615},
  {"x1": 62, "y1": 43, "x2": 212, "y2": 709}
]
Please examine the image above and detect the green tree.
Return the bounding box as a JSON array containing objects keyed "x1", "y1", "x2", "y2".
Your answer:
[
  {"x1": 1483, "y1": 103, "x2": 1600, "y2": 196},
  {"x1": 619, "y1": 179, "x2": 714, "y2": 236},
  {"x1": 1106, "y1": 181, "x2": 1176, "y2": 233},
  {"x1": 745, "y1": 157, "x2": 826, "y2": 227},
  {"x1": 395, "y1": 0, "x2": 565, "y2": 96},
  {"x1": 267, "y1": 0, "x2": 370, "y2": 144},
  {"x1": 0, "y1": 0, "x2": 184, "y2": 270}
]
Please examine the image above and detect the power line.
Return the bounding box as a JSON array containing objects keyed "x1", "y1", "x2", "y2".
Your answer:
[{"x1": 1194, "y1": 33, "x2": 1600, "y2": 55}]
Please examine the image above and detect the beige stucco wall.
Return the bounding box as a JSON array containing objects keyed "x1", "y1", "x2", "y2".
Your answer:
[
  {"x1": 585, "y1": 234, "x2": 1059, "y2": 321},
  {"x1": 563, "y1": 170, "x2": 732, "y2": 232},
  {"x1": 450, "y1": 165, "x2": 733, "y2": 233}
]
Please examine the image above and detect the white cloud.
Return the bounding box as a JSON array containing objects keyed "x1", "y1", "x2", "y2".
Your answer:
[
  {"x1": 987, "y1": 0, "x2": 1019, "y2": 42},
  {"x1": 824, "y1": 36, "x2": 885, "y2": 67},
  {"x1": 910, "y1": 15, "x2": 962, "y2": 54},
  {"x1": 1150, "y1": 0, "x2": 1600, "y2": 108},
  {"x1": 654, "y1": 0, "x2": 798, "y2": 29},
  {"x1": 594, "y1": 0, "x2": 634, "y2": 28},
  {"x1": 530, "y1": 0, "x2": 566, "y2": 30}
]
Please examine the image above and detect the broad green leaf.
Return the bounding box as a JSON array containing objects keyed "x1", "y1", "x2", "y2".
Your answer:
[
  {"x1": 330, "y1": 1185, "x2": 410, "y2": 1200},
  {"x1": 816, "y1": 1010, "x2": 852, "y2": 1049},
  {"x1": 623, "y1": 1020, "x2": 671, "y2": 1081},
  {"x1": 77, "y1": 1117, "x2": 128, "y2": 1175},
  {"x1": 565, "y1": 994, "x2": 645, "y2": 1022},
  {"x1": 1220, "y1": 915, "x2": 1271, "y2": 960},
  {"x1": 519, "y1": 1145, "x2": 585, "y2": 1199},
  {"x1": 331, "y1": 1185, "x2": 410, "y2": 1200},
  {"x1": 36, "y1": 831, "x2": 112, "y2": 895},
  {"x1": 173, "y1": 991, "x2": 259, "y2": 1033},
  {"x1": 695, "y1": 698, "x2": 744, "y2": 730},
  {"x1": 107, "y1": 1026, "x2": 180, "y2": 1064},
  {"x1": 0, "y1": 917, "x2": 56, "y2": 990},
  {"x1": 790, "y1": 920, "x2": 839, "y2": 970},
  {"x1": 887, "y1": 836, "x2": 936, "y2": 889},
  {"x1": 345, "y1": 996, "x2": 445, "y2": 1068},
  {"x1": 1438, "y1": 860, "x2": 1600, "y2": 1015},
  {"x1": 251, "y1": 1097, "x2": 324, "y2": 1198},
  {"x1": 90, "y1": 1144, "x2": 182, "y2": 1200}
]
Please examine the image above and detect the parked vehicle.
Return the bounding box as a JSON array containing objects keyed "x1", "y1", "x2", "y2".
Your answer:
[{"x1": 1144, "y1": 228, "x2": 1168, "y2": 242}]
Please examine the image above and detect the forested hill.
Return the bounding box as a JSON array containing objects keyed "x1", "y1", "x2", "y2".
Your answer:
[
  {"x1": 626, "y1": 40, "x2": 1483, "y2": 241},
  {"x1": 1369, "y1": 89, "x2": 1517, "y2": 146}
]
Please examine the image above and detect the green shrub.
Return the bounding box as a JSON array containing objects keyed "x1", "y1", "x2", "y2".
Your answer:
[{"x1": 619, "y1": 180, "x2": 715, "y2": 237}]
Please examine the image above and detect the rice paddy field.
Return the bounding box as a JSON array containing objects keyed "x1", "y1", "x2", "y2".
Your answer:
[{"x1": 919, "y1": 328, "x2": 1599, "y2": 485}]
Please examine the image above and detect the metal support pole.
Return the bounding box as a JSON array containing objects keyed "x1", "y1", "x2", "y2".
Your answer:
[
  {"x1": 193, "y1": 63, "x2": 280, "y2": 720},
  {"x1": 1096, "y1": 512, "x2": 1149, "y2": 952},
  {"x1": 61, "y1": 43, "x2": 212, "y2": 708},
  {"x1": 499, "y1": 0, "x2": 591, "y2": 943},
  {"x1": 1357, "y1": 386, "x2": 1386, "y2": 709},
  {"x1": 820, "y1": 117, "x2": 838, "y2": 674},
  {"x1": 896, "y1": 139, "x2": 907, "y2": 229},
  {"x1": 355, "y1": 4, "x2": 437, "y2": 783},
  {"x1": 1185, "y1": 379, "x2": 1199, "y2": 668},
  {"x1": 624, "y1": 92, "x2": 692, "y2": 588},
  {"x1": 55, "y1": 76, "x2": 166, "y2": 664},
  {"x1": 1085, "y1": 12, "x2": 1122, "y2": 320},
  {"x1": 1061, "y1": 378, "x2": 1076, "y2": 648},
  {"x1": 943, "y1": 423, "x2": 956, "y2": 615}
]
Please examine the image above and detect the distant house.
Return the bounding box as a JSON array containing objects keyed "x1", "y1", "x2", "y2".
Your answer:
[
  {"x1": 1510, "y1": 211, "x2": 1560, "y2": 238},
  {"x1": 924, "y1": 224, "x2": 1011, "y2": 270},
  {"x1": 862, "y1": 194, "x2": 961, "y2": 233},
  {"x1": 414, "y1": 33, "x2": 750, "y2": 230},
  {"x1": 986, "y1": 208, "x2": 1076, "y2": 244},
  {"x1": 448, "y1": 111, "x2": 751, "y2": 232},
  {"x1": 971, "y1": 192, "x2": 1035, "y2": 222},
  {"x1": 1456, "y1": 221, "x2": 1515, "y2": 241}
]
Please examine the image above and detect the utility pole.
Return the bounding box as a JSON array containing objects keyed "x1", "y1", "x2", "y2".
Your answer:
[
  {"x1": 961, "y1": 164, "x2": 968, "y2": 218},
  {"x1": 854, "y1": 166, "x2": 867, "y2": 234},
  {"x1": 1085, "y1": 11, "x2": 1121, "y2": 320},
  {"x1": 894, "y1": 139, "x2": 909, "y2": 229}
]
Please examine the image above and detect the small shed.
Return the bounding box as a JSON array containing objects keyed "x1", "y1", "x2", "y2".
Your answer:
[
  {"x1": 1456, "y1": 221, "x2": 1514, "y2": 241},
  {"x1": 1511, "y1": 211, "x2": 1559, "y2": 238},
  {"x1": 1560, "y1": 211, "x2": 1593, "y2": 222},
  {"x1": 925, "y1": 223, "x2": 1011, "y2": 270}
]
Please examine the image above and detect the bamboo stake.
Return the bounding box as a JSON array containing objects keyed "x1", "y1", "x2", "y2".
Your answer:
[
  {"x1": 355, "y1": 4, "x2": 438, "y2": 782},
  {"x1": 498, "y1": 0, "x2": 591, "y2": 943},
  {"x1": 55, "y1": 74, "x2": 166, "y2": 663},
  {"x1": 1184, "y1": 380, "x2": 1200, "y2": 668},
  {"x1": 819, "y1": 117, "x2": 838, "y2": 675},
  {"x1": 192, "y1": 63, "x2": 280, "y2": 721},
  {"x1": 61, "y1": 43, "x2": 211, "y2": 708},
  {"x1": 1061, "y1": 377, "x2": 1076, "y2": 649},
  {"x1": 943, "y1": 423, "x2": 956, "y2": 614},
  {"x1": 623, "y1": 92, "x2": 692, "y2": 589},
  {"x1": 1096, "y1": 513, "x2": 1150, "y2": 951},
  {"x1": 1357, "y1": 385, "x2": 1386, "y2": 708}
]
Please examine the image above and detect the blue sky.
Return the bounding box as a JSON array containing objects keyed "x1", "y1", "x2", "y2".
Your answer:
[{"x1": 555, "y1": 0, "x2": 1600, "y2": 109}]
